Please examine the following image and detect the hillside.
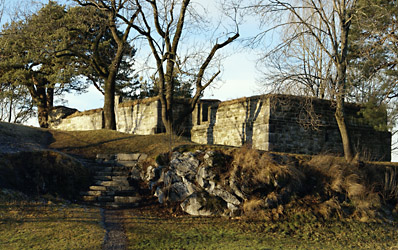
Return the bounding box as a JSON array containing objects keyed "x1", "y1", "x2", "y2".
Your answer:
[
  {"x1": 1, "y1": 121, "x2": 398, "y2": 223},
  {"x1": 0, "y1": 121, "x2": 193, "y2": 158}
]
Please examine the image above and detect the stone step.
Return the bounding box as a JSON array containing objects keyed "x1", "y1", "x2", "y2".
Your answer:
[
  {"x1": 97, "y1": 196, "x2": 114, "y2": 202},
  {"x1": 93, "y1": 175, "x2": 112, "y2": 181},
  {"x1": 89, "y1": 186, "x2": 107, "y2": 191},
  {"x1": 86, "y1": 190, "x2": 102, "y2": 196},
  {"x1": 80, "y1": 159, "x2": 145, "y2": 208},
  {"x1": 114, "y1": 196, "x2": 141, "y2": 203},
  {"x1": 111, "y1": 171, "x2": 131, "y2": 176},
  {"x1": 95, "y1": 171, "x2": 130, "y2": 177},
  {"x1": 116, "y1": 161, "x2": 138, "y2": 167},
  {"x1": 82, "y1": 195, "x2": 97, "y2": 202},
  {"x1": 105, "y1": 186, "x2": 136, "y2": 192},
  {"x1": 111, "y1": 176, "x2": 128, "y2": 182},
  {"x1": 92, "y1": 201, "x2": 141, "y2": 209},
  {"x1": 113, "y1": 190, "x2": 138, "y2": 196},
  {"x1": 95, "y1": 180, "x2": 130, "y2": 187},
  {"x1": 95, "y1": 189, "x2": 137, "y2": 197},
  {"x1": 92, "y1": 166, "x2": 113, "y2": 172}
]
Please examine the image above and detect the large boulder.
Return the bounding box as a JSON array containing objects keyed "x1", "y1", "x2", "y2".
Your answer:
[
  {"x1": 180, "y1": 191, "x2": 227, "y2": 216},
  {"x1": 170, "y1": 152, "x2": 199, "y2": 181}
]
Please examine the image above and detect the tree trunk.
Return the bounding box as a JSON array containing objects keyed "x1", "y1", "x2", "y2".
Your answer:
[
  {"x1": 37, "y1": 102, "x2": 49, "y2": 128},
  {"x1": 103, "y1": 77, "x2": 116, "y2": 130},
  {"x1": 29, "y1": 76, "x2": 50, "y2": 128},
  {"x1": 335, "y1": 94, "x2": 353, "y2": 161},
  {"x1": 334, "y1": 2, "x2": 353, "y2": 162},
  {"x1": 8, "y1": 95, "x2": 13, "y2": 123},
  {"x1": 159, "y1": 93, "x2": 173, "y2": 134}
]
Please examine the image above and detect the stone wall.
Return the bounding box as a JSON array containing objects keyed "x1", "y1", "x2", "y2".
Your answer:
[
  {"x1": 49, "y1": 97, "x2": 191, "y2": 135},
  {"x1": 191, "y1": 96, "x2": 271, "y2": 150},
  {"x1": 190, "y1": 95, "x2": 391, "y2": 161},
  {"x1": 49, "y1": 109, "x2": 103, "y2": 131},
  {"x1": 116, "y1": 98, "x2": 161, "y2": 134},
  {"x1": 49, "y1": 94, "x2": 391, "y2": 161},
  {"x1": 266, "y1": 96, "x2": 391, "y2": 160}
]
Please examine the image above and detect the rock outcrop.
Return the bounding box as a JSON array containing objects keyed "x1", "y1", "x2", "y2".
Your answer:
[{"x1": 147, "y1": 150, "x2": 242, "y2": 216}]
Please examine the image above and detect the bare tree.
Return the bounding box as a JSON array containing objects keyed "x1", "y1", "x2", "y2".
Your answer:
[
  {"x1": 120, "y1": 0, "x2": 240, "y2": 134},
  {"x1": 0, "y1": 0, "x2": 4, "y2": 23},
  {"x1": 257, "y1": 14, "x2": 335, "y2": 99},
  {"x1": 251, "y1": 0, "x2": 357, "y2": 161}
]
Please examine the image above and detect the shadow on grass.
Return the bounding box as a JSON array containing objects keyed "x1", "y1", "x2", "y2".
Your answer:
[{"x1": 0, "y1": 203, "x2": 101, "y2": 225}]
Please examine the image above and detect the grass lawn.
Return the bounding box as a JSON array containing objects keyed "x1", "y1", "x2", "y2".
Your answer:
[
  {"x1": 0, "y1": 197, "x2": 104, "y2": 250},
  {"x1": 124, "y1": 205, "x2": 398, "y2": 250}
]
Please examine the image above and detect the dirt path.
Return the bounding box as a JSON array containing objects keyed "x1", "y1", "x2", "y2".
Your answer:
[{"x1": 101, "y1": 209, "x2": 128, "y2": 250}]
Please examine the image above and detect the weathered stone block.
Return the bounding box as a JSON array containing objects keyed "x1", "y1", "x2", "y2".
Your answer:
[{"x1": 117, "y1": 153, "x2": 141, "y2": 161}]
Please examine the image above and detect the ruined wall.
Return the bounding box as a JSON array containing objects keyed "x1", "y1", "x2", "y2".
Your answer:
[
  {"x1": 49, "y1": 94, "x2": 391, "y2": 161},
  {"x1": 49, "y1": 109, "x2": 103, "y2": 131},
  {"x1": 191, "y1": 96, "x2": 271, "y2": 150},
  {"x1": 49, "y1": 97, "x2": 190, "y2": 135},
  {"x1": 191, "y1": 95, "x2": 391, "y2": 161},
  {"x1": 116, "y1": 98, "x2": 161, "y2": 134},
  {"x1": 265, "y1": 95, "x2": 391, "y2": 160}
]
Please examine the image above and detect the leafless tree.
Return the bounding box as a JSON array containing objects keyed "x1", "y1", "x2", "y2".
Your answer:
[
  {"x1": 121, "y1": 0, "x2": 240, "y2": 134},
  {"x1": 0, "y1": 0, "x2": 4, "y2": 23},
  {"x1": 251, "y1": 0, "x2": 358, "y2": 161}
]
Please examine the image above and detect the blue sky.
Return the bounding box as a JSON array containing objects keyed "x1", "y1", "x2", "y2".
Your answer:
[{"x1": 1, "y1": 0, "x2": 260, "y2": 111}]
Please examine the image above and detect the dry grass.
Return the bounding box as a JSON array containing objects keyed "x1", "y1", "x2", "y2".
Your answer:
[
  {"x1": 223, "y1": 147, "x2": 398, "y2": 221},
  {"x1": 231, "y1": 147, "x2": 304, "y2": 195},
  {"x1": 49, "y1": 129, "x2": 194, "y2": 159},
  {"x1": 306, "y1": 155, "x2": 398, "y2": 220}
]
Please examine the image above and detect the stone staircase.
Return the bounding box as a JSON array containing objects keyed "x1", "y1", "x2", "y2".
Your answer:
[{"x1": 81, "y1": 153, "x2": 147, "y2": 209}]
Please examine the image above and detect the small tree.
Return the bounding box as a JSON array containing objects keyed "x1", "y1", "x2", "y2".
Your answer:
[{"x1": 0, "y1": 83, "x2": 34, "y2": 123}]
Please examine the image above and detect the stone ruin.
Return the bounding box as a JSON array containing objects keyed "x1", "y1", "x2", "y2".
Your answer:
[{"x1": 49, "y1": 94, "x2": 391, "y2": 161}]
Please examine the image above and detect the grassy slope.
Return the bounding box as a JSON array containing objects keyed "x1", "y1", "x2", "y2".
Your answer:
[
  {"x1": 48, "y1": 129, "x2": 193, "y2": 159},
  {"x1": 1, "y1": 122, "x2": 398, "y2": 249},
  {"x1": 0, "y1": 121, "x2": 193, "y2": 158}
]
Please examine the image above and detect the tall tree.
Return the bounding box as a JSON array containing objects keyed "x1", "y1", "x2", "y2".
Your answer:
[
  {"x1": 0, "y1": 1, "x2": 138, "y2": 127},
  {"x1": 0, "y1": 2, "x2": 81, "y2": 127},
  {"x1": 0, "y1": 0, "x2": 4, "y2": 24},
  {"x1": 348, "y1": 0, "x2": 398, "y2": 151},
  {"x1": 252, "y1": 0, "x2": 358, "y2": 161},
  {"x1": 61, "y1": 4, "x2": 139, "y2": 101},
  {"x1": 349, "y1": 0, "x2": 398, "y2": 102},
  {"x1": 123, "y1": 0, "x2": 239, "y2": 134},
  {"x1": 72, "y1": 0, "x2": 139, "y2": 130}
]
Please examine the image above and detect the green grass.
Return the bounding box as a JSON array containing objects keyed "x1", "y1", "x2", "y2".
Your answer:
[
  {"x1": 0, "y1": 198, "x2": 104, "y2": 249},
  {"x1": 124, "y1": 207, "x2": 398, "y2": 250}
]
